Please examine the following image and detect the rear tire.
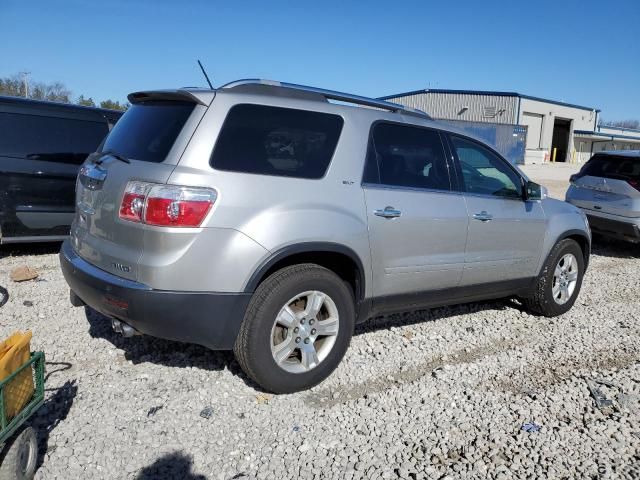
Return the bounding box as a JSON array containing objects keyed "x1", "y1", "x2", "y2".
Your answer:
[
  {"x1": 234, "y1": 264, "x2": 355, "y2": 393},
  {"x1": 0, "y1": 426, "x2": 38, "y2": 480},
  {"x1": 524, "y1": 239, "x2": 585, "y2": 317}
]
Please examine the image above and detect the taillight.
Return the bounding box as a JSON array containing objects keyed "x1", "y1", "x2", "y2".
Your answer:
[
  {"x1": 119, "y1": 181, "x2": 151, "y2": 222},
  {"x1": 145, "y1": 185, "x2": 215, "y2": 227},
  {"x1": 119, "y1": 181, "x2": 216, "y2": 227}
]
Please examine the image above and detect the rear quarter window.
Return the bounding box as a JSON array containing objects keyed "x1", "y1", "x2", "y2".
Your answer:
[
  {"x1": 0, "y1": 112, "x2": 108, "y2": 164},
  {"x1": 210, "y1": 104, "x2": 344, "y2": 179}
]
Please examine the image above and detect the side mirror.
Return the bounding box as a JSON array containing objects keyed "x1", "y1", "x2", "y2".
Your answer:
[{"x1": 524, "y1": 181, "x2": 545, "y2": 201}]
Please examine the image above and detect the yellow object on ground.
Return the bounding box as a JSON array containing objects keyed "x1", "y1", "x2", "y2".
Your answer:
[{"x1": 0, "y1": 331, "x2": 34, "y2": 419}]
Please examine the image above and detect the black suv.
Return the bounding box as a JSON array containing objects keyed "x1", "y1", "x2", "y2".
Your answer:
[{"x1": 0, "y1": 96, "x2": 122, "y2": 243}]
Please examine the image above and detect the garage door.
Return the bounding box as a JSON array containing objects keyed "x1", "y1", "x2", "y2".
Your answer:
[{"x1": 522, "y1": 113, "x2": 543, "y2": 149}]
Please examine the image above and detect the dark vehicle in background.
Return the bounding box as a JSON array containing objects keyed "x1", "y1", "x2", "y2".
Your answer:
[
  {"x1": 566, "y1": 151, "x2": 640, "y2": 243},
  {"x1": 0, "y1": 96, "x2": 122, "y2": 243}
]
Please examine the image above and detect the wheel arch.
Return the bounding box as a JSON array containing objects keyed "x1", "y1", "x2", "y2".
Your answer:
[
  {"x1": 557, "y1": 229, "x2": 591, "y2": 271},
  {"x1": 244, "y1": 242, "x2": 366, "y2": 303},
  {"x1": 541, "y1": 229, "x2": 591, "y2": 272}
]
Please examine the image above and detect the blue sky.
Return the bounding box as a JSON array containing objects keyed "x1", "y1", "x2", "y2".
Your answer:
[{"x1": 2, "y1": 0, "x2": 639, "y2": 120}]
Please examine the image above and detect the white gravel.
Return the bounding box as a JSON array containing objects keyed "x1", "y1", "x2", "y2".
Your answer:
[
  {"x1": 520, "y1": 163, "x2": 580, "y2": 200},
  {"x1": 0, "y1": 239, "x2": 639, "y2": 479}
]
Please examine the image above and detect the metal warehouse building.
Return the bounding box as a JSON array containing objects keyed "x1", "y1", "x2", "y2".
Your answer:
[
  {"x1": 574, "y1": 125, "x2": 640, "y2": 163},
  {"x1": 380, "y1": 89, "x2": 640, "y2": 164}
]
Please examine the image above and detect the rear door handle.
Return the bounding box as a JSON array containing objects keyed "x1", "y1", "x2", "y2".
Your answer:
[
  {"x1": 374, "y1": 206, "x2": 402, "y2": 219},
  {"x1": 473, "y1": 211, "x2": 493, "y2": 222}
]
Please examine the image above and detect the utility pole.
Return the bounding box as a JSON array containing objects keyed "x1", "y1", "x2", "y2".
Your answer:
[{"x1": 19, "y1": 71, "x2": 30, "y2": 98}]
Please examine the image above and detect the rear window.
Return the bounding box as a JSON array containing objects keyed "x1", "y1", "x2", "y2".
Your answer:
[
  {"x1": 581, "y1": 154, "x2": 640, "y2": 181},
  {"x1": 102, "y1": 101, "x2": 195, "y2": 163},
  {"x1": 211, "y1": 104, "x2": 344, "y2": 179},
  {"x1": 0, "y1": 112, "x2": 108, "y2": 164}
]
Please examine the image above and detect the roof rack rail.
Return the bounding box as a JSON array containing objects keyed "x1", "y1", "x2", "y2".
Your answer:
[{"x1": 220, "y1": 79, "x2": 432, "y2": 119}]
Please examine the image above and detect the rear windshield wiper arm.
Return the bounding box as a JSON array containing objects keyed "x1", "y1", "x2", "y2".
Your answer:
[{"x1": 99, "y1": 149, "x2": 131, "y2": 164}]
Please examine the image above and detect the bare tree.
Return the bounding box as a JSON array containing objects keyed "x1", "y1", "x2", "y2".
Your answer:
[
  {"x1": 30, "y1": 81, "x2": 72, "y2": 103},
  {"x1": 0, "y1": 75, "x2": 26, "y2": 97},
  {"x1": 0, "y1": 74, "x2": 71, "y2": 102},
  {"x1": 599, "y1": 119, "x2": 640, "y2": 130},
  {"x1": 1, "y1": 72, "x2": 127, "y2": 109}
]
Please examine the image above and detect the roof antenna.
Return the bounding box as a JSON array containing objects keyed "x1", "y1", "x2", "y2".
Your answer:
[{"x1": 197, "y1": 59, "x2": 214, "y2": 90}]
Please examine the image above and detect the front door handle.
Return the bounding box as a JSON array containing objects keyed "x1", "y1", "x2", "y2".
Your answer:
[
  {"x1": 374, "y1": 206, "x2": 402, "y2": 219},
  {"x1": 473, "y1": 211, "x2": 493, "y2": 222}
]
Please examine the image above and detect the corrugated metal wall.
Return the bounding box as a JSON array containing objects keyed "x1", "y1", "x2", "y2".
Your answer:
[
  {"x1": 438, "y1": 119, "x2": 528, "y2": 165},
  {"x1": 385, "y1": 92, "x2": 518, "y2": 124}
]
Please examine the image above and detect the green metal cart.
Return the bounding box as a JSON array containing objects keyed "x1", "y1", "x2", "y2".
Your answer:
[{"x1": 0, "y1": 352, "x2": 45, "y2": 480}]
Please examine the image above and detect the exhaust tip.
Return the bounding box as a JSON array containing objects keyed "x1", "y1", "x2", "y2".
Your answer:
[{"x1": 111, "y1": 319, "x2": 141, "y2": 337}]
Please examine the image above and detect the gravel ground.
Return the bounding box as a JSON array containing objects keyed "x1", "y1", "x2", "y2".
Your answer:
[
  {"x1": 0, "y1": 238, "x2": 639, "y2": 480},
  {"x1": 520, "y1": 163, "x2": 581, "y2": 200}
]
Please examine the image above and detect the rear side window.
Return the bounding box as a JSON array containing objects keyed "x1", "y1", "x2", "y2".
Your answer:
[
  {"x1": 363, "y1": 122, "x2": 451, "y2": 191},
  {"x1": 581, "y1": 154, "x2": 640, "y2": 181},
  {"x1": 0, "y1": 112, "x2": 108, "y2": 164},
  {"x1": 211, "y1": 104, "x2": 344, "y2": 179},
  {"x1": 102, "y1": 101, "x2": 195, "y2": 163}
]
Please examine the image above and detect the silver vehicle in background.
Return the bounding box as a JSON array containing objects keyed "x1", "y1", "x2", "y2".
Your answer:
[
  {"x1": 60, "y1": 79, "x2": 591, "y2": 393},
  {"x1": 566, "y1": 151, "x2": 640, "y2": 243}
]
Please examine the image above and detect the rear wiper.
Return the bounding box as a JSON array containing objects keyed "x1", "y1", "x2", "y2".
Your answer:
[{"x1": 99, "y1": 149, "x2": 131, "y2": 164}]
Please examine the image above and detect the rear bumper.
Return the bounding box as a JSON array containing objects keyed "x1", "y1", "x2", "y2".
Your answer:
[
  {"x1": 59, "y1": 240, "x2": 251, "y2": 350},
  {"x1": 586, "y1": 213, "x2": 640, "y2": 243}
]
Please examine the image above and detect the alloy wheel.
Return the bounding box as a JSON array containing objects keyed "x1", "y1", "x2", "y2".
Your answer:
[
  {"x1": 552, "y1": 253, "x2": 579, "y2": 305},
  {"x1": 270, "y1": 290, "x2": 340, "y2": 373}
]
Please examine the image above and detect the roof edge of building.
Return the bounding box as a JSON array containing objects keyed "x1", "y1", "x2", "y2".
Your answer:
[
  {"x1": 379, "y1": 89, "x2": 600, "y2": 113},
  {"x1": 575, "y1": 130, "x2": 640, "y2": 141},
  {"x1": 597, "y1": 125, "x2": 640, "y2": 134}
]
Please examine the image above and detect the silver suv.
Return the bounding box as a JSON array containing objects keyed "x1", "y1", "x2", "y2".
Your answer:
[
  {"x1": 566, "y1": 150, "x2": 640, "y2": 243},
  {"x1": 60, "y1": 80, "x2": 591, "y2": 393}
]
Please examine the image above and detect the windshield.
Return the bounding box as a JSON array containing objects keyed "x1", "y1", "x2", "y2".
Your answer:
[
  {"x1": 582, "y1": 154, "x2": 640, "y2": 182},
  {"x1": 102, "y1": 101, "x2": 195, "y2": 163}
]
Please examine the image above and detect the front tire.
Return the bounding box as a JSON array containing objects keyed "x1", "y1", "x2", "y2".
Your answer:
[
  {"x1": 524, "y1": 238, "x2": 585, "y2": 317},
  {"x1": 234, "y1": 264, "x2": 355, "y2": 393}
]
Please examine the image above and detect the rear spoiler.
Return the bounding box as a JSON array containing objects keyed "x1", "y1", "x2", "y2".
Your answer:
[{"x1": 127, "y1": 90, "x2": 214, "y2": 106}]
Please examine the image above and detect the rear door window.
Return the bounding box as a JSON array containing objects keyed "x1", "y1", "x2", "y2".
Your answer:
[
  {"x1": 211, "y1": 104, "x2": 344, "y2": 179},
  {"x1": 581, "y1": 154, "x2": 640, "y2": 182},
  {"x1": 363, "y1": 122, "x2": 451, "y2": 191},
  {"x1": 0, "y1": 112, "x2": 108, "y2": 164},
  {"x1": 102, "y1": 101, "x2": 195, "y2": 163}
]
